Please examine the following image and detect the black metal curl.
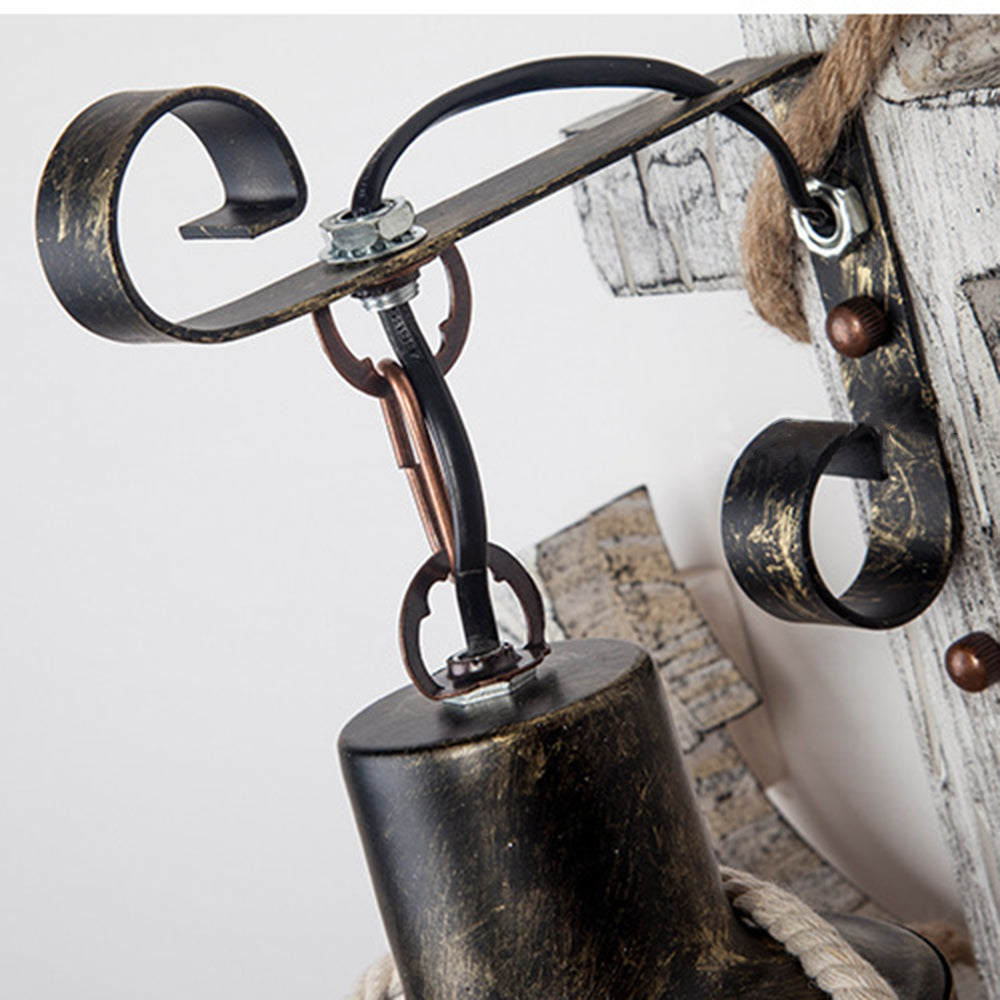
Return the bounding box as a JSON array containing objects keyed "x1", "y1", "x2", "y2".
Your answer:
[
  {"x1": 35, "y1": 54, "x2": 818, "y2": 345},
  {"x1": 36, "y1": 86, "x2": 307, "y2": 344},
  {"x1": 721, "y1": 118, "x2": 956, "y2": 630}
]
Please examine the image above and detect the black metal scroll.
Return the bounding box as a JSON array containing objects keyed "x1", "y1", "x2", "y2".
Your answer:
[
  {"x1": 722, "y1": 120, "x2": 957, "y2": 629},
  {"x1": 36, "y1": 86, "x2": 307, "y2": 344},
  {"x1": 35, "y1": 54, "x2": 815, "y2": 344}
]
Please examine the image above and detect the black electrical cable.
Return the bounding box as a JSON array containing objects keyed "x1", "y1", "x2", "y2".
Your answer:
[
  {"x1": 359, "y1": 54, "x2": 833, "y2": 661},
  {"x1": 376, "y1": 301, "x2": 501, "y2": 659},
  {"x1": 351, "y1": 54, "x2": 832, "y2": 230}
]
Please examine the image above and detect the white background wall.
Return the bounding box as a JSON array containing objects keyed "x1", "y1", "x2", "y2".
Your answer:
[{"x1": 2, "y1": 14, "x2": 962, "y2": 1000}]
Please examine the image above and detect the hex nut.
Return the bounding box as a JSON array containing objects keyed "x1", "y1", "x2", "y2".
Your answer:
[
  {"x1": 446, "y1": 665, "x2": 538, "y2": 709},
  {"x1": 373, "y1": 198, "x2": 416, "y2": 241},
  {"x1": 319, "y1": 197, "x2": 425, "y2": 264},
  {"x1": 791, "y1": 179, "x2": 869, "y2": 260}
]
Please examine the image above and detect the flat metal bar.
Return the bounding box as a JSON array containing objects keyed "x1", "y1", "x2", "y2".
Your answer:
[
  {"x1": 722, "y1": 117, "x2": 956, "y2": 629},
  {"x1": 184, "y1": 53, "x2": 817, "y2": 341}
]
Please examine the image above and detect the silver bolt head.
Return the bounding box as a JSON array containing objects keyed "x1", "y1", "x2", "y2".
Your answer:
[
  {"x1": 791, "y1": 179, "x2": 869, "y2": 260},
  {"x1": 318, "y1": 197, "x2": 424, "y2": 264}
]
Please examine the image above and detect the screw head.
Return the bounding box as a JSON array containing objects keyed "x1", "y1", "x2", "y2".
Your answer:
[
  {"x1": 826, "y1": 296, "x2": 889, "y2": 358},
  {"x1": 945, "y1": 632, "x2": 1000, "y2": 692}
]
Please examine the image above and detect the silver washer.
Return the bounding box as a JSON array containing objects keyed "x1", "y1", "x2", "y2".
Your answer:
[{"x1": 359, "y1": 278, "x2": 420, "y2": 313}]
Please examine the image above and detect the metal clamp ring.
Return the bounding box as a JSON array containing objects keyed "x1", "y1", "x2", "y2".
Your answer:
[
  {"x1": 399, "y1": 543, "x2": 549, "y2": 701},
  {"x1": 313, "y1": 244, "x2": 471, "y2": 396}
]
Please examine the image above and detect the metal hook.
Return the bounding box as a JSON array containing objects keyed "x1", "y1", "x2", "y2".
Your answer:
[
  {"x1": 399, "y1": 545, "x2": 549, "y2": 701},
  {"x1": 374, "y1": 354, "x2": 549, "y2": 700}
]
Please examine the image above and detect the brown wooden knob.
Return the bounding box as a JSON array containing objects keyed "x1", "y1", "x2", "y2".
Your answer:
[
  {"x1": 825, "y1": 297, "x2": 889, "y2": 358},
  {"x1": 945, "y1": 632, "x2": 1000, "y2": 692}
]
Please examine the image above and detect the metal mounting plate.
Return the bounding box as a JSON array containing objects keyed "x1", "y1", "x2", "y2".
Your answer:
[{"x1": 722, "y1": 119, "x2": 957, "y2": 629}]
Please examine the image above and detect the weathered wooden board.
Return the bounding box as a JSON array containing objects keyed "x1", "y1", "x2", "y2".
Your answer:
[
  {"x1": 571, "y1": 15, "x2": 1000, "y2": 298},
  {"x1": 570, "y1": 13, "x2": 1000, "y2": 999},
  {"x1": 758, "y1": 15, "x2": 1000, "y2": 102},
  {"x1": 567, "y1": 108, "x2": 756, "y2": 296}
]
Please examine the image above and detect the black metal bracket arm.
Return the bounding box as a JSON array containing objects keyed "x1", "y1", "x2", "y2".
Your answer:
[
  {"x1": 35, "y1": 53, "x2": 815, "y2": 344},
  {"x1": 722, "y1": 118, "x2": 957, "y2": 629},
  {"x1": 35, "y1": 51, "x2": 957, "y2": 640}
]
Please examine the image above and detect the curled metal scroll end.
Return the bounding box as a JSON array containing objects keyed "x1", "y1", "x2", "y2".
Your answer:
[
  {"x1": 170, "y1": 92, "x2": 306, "y2": 240},
  {"x1": 731, "y1": 119, "x2": 956, "y2": 631},
  {"x1": 722, "y1": 419, "x2": 953, "y2": 630},
  {"x1": 36, "y1": 86, "x2": 307, "y2": 342}
]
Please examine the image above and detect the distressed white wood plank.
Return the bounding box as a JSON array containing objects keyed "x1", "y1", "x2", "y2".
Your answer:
[
  {"x1": 862, "y1": 97, "x2": 1000, "y2": 1000},
  {"x1": 572, "y1": 15, "x2": 1000, "y2": 300},
  {"x1": 572, "y1": 14, "x2": 1000, "y2": 998},
  {"x1": 567, "y1": 113, "x2": 760, "y2": 296},
  {"x1": 881, "y1": 16, "x2": 1000, "y2": 99},
  {"x1": 743, "y1": 21, "x2": 1000, "y2": 1000},
  {"x1": 741, "y1": 14, "x2": 1000, "y2": 100}
]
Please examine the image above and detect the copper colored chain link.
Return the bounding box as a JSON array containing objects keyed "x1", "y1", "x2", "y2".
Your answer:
[
  {"x1": 313, "y1": 246, "x2": 548, "y2": 698},
  {"x1": 377, "y1": 358, "x2": 455, "y2": 568}
]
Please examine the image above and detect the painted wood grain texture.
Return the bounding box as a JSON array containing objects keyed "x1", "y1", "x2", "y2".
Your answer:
[
  {"x1": 569, "y1": 14, "x2": 998, "y2": 998},
  {"x1": 571, "y1": 15, "x2": 1000, "y2": 299},
  {"x1": 566, "y1": 107, "x2": 756, "y2": 296},
  {"x1": 502, "y1": 487, "x2": 882, "y2": 918},
  {"x1": 747, "y1": 20, "x2": 1000, "y2": 1000}
]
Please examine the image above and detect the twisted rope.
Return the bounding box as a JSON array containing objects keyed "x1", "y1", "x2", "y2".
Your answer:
[
  {"x1": 347, "y1": 866, "x2": 899, "y2": 1000},
  {"x1": 721, "y1": 866, "x2": 897, "y2": 999},
  {"x1": 741, "y1": 15, "x2": 912, "y2": 341},
  {"x1": 351, "y1": 953, "x2": 403, "y2": 1000}
]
